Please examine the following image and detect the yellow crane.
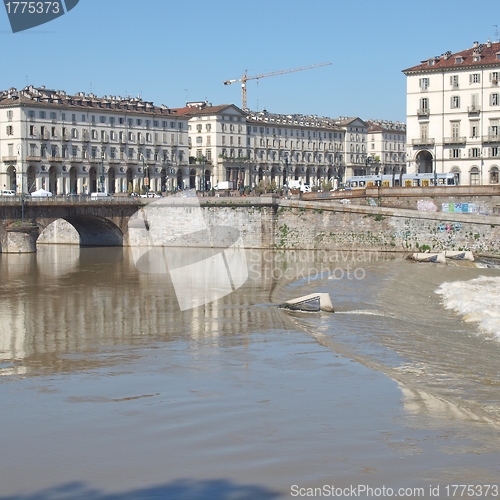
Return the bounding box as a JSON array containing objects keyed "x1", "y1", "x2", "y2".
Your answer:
[{"x1": 223, "y1": 62, "x2": 332, "y2": 110}]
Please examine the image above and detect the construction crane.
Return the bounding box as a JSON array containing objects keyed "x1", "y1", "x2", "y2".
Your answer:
[{"x1": 223, "y1": 62, "x2": 332, "y2": 110}]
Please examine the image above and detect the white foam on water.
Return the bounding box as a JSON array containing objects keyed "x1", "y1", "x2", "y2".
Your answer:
[{"x1": 436, "y1": 276, "x2": 500, "y2": 339}]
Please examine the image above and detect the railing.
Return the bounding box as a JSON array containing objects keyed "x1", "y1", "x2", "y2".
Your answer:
[
  {"x1": 468, "y1": 105, "x2": 481, "y2": 113},
  {"x1": 2, "y1": 156, "x2": 17, "y2": 162},
  {"x1": 483, "y1": 135, "x2": 500, "y2": 143},
  {"x1": 26, "y1": 156, "x2": 42, "y2": 162},
  {"x1": 412, "y1": 138, "x2": 435, "y2": 146},
  {"x1": 443, "y1": 137, "x2": 466, "y2": 145},
  {"x1": 417, "y1": 108, "x2": 430, "y2": 116},
  {"x1": 48, "y1": 156, "x2": 64, "y2": 162}
]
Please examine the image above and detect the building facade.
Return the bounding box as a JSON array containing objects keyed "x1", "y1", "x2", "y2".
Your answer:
[
  {"x1": 403, "y1": 40, "x2": 500, "y2": 185},
  {"x1": 178, "y1": 103, "x2": 371, "y2": 190},
  {"x1": 367, "y1": 120, "x2": 406, "y2": 177},
  {"x1": 0, "y1": 86, "x2": 190, "y2": 195}
]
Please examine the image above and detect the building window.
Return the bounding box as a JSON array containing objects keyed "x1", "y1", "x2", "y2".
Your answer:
[
  {"x1": 100, "y1": 116, "x2": 106, "y2": 123},
  {"x1": 491, "y1": 72, "x2": 499, "y2": 83},
  {"x1": 451, "y1": 96, "x2": 460, "y2": 108},
  {"x1": 450, "y1": 75, "x2": 459, "y2": 88},
  {"x1": 419, "y1": 77, "x2": 429, "y2": 90},
  {"x1": 452, "y1": 149, "x2": 460, "y2": 158},
  {"x1": 470, "y1": 73, "x2": 481, "y2": 84},
  {"x1": 419, "y1": 123, "x2": 428, "y2": 139},
  {"x1": 470, "y1": 148, "x2": 481, "y2": 158},
  {"x1": 470, "y1": 167, "x2": 480, "y2": 185},
  {"x1": 470, "y1": 122, "x2": 479, "y2": 138},
  {"x1": 490, "y1": 93, "x2": 499, "y2": 106},
  {"x1": 28, "y1": 110, "x2": 35, "y2": 118},
  {"x1": 490, "y1": 167, "x2": 499, "y2": 184},
  {"x1": 6, "y1": 125, "x2": 13, "y2": 135},
  {"x1": 39, "y1": 111, "x2": 46, "y2": 119},
  {"x1": 50, "y1": 112, "x2": 56, "y2": 120}
]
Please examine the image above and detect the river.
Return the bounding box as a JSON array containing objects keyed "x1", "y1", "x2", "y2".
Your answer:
[{"x1": 0, "y1": 246, "x2": 499, "y2": 499}]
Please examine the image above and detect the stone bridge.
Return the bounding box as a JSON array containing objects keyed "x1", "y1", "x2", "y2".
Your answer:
[
  {"x1": 0, "y1": 199, "x2": 140, "y2": 253},
  {"x1": 1, "y1": 190, "x2": 500, "y2": 255}
]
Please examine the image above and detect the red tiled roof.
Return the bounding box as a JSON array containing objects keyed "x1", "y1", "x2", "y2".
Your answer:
[
  {"x1": 403, "y1": 41, "x2": 500, "y2": 73},
  {"x1": 171, "y1": 104, "x2": 244, "y2": 116}
]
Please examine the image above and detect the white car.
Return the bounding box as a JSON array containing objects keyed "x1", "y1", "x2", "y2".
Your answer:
[
  {"x1": 1, "y1": 189, "x2": 16, "y2": 196},
  {"x1": 140, "y1": 192, "x2": 161, "y2": 198},
  {"x1": 91, "y1": 192, "x2": 112, "y2": 199}
]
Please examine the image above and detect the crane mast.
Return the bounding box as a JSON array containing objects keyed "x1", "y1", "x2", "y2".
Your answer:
[{"x1": 223, "y1": 62, "x2": 332, "y2": 109}]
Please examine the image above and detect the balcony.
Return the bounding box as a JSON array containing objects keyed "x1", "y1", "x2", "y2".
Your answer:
[
  {"x1": 48, "y1": 156, "x2": 64, "y2": 162},
  {"x1": 417, "y1": 108, "x2": 430, "y2": 116},
  {"x1": 70, "y1": 156, "x2": 83, "y2": 163},
  {"x1": 62, "y1": 133, "x2": 70, "y2": 141},
  {"x1": 26, "y1": 156, "x2": 42, "y2": 162},
  {"x1": 468, "y1": 105, "x2": 481, "y2": 114},
  {"x1": 443, "y1": 136, "x2": 466, "y2": 145},
  {"x1": 2, "y1": 156, "x2": 17, "y2": 163},
  {"x1": 412, "y1": 138, "x2": 435, "y2": 146},
  {"x1": 82, "y1": 134, "x2": 90, "y2": 142},
  {"x1": 126, "y1": 158, "x2": 138, "y2": 164},
  {"x1": 108, "y1": 158, "x2": 121, "y2": 164},
  {"x1": 89, "y1": 157, "x2": 102, "y2": 164},
  {"x1": 483, "y1": 135, "x2": 500, "y2": 144}
]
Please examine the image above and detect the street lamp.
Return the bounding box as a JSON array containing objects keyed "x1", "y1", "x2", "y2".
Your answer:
[
  {"x1": 142, "y1": 154, "x2": 149, "y2": 196},
  {"x1": 100, "y1": 151, "x2": 105, "y2": 193},
  {"x1": 365, "y1": 155, "x2": 373, "y2": 176},
  {"x1": 283, "y1": 156, "x2": 289, "y2": 197}
]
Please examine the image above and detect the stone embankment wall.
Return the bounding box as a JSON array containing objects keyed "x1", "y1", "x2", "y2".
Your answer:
[{"x1": 274, "y1": 200, "x2": 500, "y2": 255}]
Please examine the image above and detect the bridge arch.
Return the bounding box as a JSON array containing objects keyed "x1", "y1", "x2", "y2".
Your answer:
[{"x1": 38, "y1": 215, "x2": 124, "y2": 247}]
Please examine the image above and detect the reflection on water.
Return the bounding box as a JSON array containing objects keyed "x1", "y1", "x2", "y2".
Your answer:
[{"x1": 0, "y1": 246, "x2": 383, "y2": 377}]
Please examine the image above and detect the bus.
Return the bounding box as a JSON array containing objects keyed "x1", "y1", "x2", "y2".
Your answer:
[{"x1": 344, "y1": 173, "x2": 458, "y2": 189}]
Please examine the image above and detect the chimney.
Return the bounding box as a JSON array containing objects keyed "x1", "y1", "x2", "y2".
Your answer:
[{"x1": 473, "y1": 41, "x2": 479, "y2": 48}]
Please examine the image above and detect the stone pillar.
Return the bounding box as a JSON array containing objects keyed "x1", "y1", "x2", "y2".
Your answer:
[{"x1": 5, "y1": 223, "x2": 39, "y2": 253}]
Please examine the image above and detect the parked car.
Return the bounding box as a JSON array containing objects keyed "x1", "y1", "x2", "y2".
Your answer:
[
  {"x1": 90, "y1": 192, "x2": 112, "y2": 199},
  {"x1": 0, "y1": 189, "x2": 16, "y2": 196},
  {"x1": 140, "y1": 192, "x2": 161, "y2": 198}
]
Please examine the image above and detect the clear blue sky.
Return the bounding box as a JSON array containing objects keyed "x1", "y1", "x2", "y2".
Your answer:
[{"x1": 1, "y1": 0, "x2": 499, "y2": 122}]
